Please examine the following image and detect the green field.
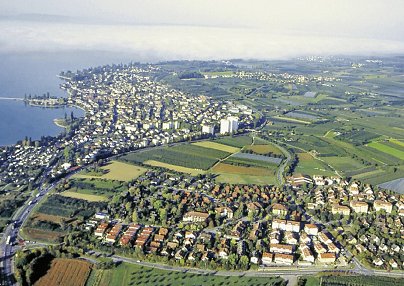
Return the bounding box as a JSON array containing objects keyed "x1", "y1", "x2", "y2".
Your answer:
[
  {"x1": 74, "y1": 161, "x2": 147, "y2": 182},
  {"x1": 294, "y1": 152, "x2": 335, "y2": 176},
  {"x1": 63, "y1": 178, "x2": 126, "y2": 200},
  {"x1": 87, "y1": 262, "x2": 284, "y2": 286},
  {"x1": 122, "y1": 144, "x2": 229, "y2": 170},
  {"x1": 368, "y1": 141, "x2": 404, "y2": 160},
  {"x1": 322, "y1": 156, "x2": 367, "y2": 173},
  {"x1": 215, "y1": 135, "x2": 253, "y2": 148}
]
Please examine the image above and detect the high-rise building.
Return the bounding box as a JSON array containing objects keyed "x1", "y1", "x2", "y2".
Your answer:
[
  {"x1": 202, "y1": 124, "x2": 215, "y2": 135},
  {"x1": 220, "y1": 116, "x2": 238, "y2": 134}
]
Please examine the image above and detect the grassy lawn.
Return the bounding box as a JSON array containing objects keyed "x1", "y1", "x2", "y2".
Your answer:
[
  {"x1": 74, "y1": 161, "x2": 147, "y2": 182},
  {"x1": 89, "y1": 262, "x2": 284, "y2": 286},
  {"x1": 144, "y1": 160, "x2": 204, "y2": 175},
  {"x1": 60, "y1": 191, "x2": 108, "y2": 202},
  {"x1": 367, "y1": 141, "x2": 404, "y2": 160},
  {"x1": 192, "y1": 141, "x2": 240, "y2": 153}
]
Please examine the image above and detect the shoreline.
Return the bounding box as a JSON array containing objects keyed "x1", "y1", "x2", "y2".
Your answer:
[
  {"x1": 53, "y1": 118, "x2": 68, "y2": 129},
  {"x1": 0, "y1": 100, "x2": 86, "y2": 147}
]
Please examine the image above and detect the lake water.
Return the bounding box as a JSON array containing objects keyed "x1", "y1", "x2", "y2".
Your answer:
[
  {"x1": 0, "y1": 100, "x2": 84, "y2": 145},
  {"x1": 0, "y1": 51, "x2": 137, "y2": 146}
]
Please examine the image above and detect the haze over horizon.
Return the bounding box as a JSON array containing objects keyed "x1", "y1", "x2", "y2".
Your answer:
[{"x1": 1, "y1": 0, "x2": 404, "y2": 60}]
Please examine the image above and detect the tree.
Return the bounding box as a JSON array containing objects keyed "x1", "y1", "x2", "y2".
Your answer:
[
  {"x1": 240, "y1": 255, "x2": 249, "y2": 270},
  {"x1": 131, "y1": 211, "x2": 138, "y2": 223}
]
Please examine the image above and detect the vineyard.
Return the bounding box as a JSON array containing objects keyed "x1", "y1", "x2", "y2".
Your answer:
[{"x1": 35, "y1": 258, "x2": 92, "y2": 286}]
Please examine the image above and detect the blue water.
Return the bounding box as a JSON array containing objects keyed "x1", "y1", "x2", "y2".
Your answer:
[
  {"x1": 0, "y1": 100, "x2": 84, "y2": 145},
  {"x1": 0, "y1": 51, "x2": 136, "y2": 146}
]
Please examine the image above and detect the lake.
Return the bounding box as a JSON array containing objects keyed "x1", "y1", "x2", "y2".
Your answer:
[
  {"x1": 0, "y1": 50, "x2": 137, "y2": 146},
  {"x1": 0, "y1": 99, "x2": 84, "y2": 146}
]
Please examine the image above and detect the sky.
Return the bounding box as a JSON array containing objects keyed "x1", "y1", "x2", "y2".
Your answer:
[{"x1": 1, "y1": 0, "x2": 404, "y2": 60}]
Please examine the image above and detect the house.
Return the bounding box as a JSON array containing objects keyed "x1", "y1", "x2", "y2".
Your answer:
[
  {"x1": 286, "y1": 221, "x2": 301, "y2": 232},
  {"x1": 183, "y1": 211, "x2": 209, "y2": 222},
  {"x1": 218, "y1": 248, "x2": 229, "y2": 259},
  {"x1": 105, "y1": 223, "x2": 122, "y2": 243},
  {"x1": 327, "y1": 242, "x2": 340, "y2": 253},
  {"x1": 261, "y1": 252, "x2": 274, "y2": 265},
  {"x1": 389, "y1": 259, "x2": 398, "y2": 269},
  {"x1": 285, "y1": 232, "x2": 298, "y2": 245},
  {"x1": 274, "y1": 253, "x2": 294, "y2": 265},
  {"x1": 271, "y1": 219, "x2": 286, "y2": 230},
  {"x1": 270, "y1": 243, "x2": 293, "y2": 254},
  {"x1": 350, "y1": 201, "x2": 369, "y2": 213},
  {"x1": 300, "y1": 246, "x2": 315, "y2": 263},
  {"x1": 313, "y1": 175, "x2": 325, "y2": 186},
  {"x1": 374, "y1": 200, "x2": 393, "y2": 213},
  {"x1": 314, "y1": 242, "x2": 327, "y2": 254},
  {"x1": 289, "y1": 174, "x2": 312, "y2": 186},
  {"x1": 250, "y1": 252, "x2": 260, "y2": 264},
  {"x1": 94, "y1": 212, "x2": 109, "y2": 220},
  {"x1": 272, "y1": 203, "x2": 288, "y2": 216},
  {"x1": 300, "y1": 232, "x2": 311, "y2": 244},
  {"x1": 94, "y1": 222, "x2": 109, "y2": 237},
  {"x1": 185, "y1": 231, "x2": 196, "y2": 240},
  {"x1": 373, "y1": 258, "x2": 384, "y2": 266},
  {"x1": 331, "y1": 204, "x2": 351, "y2": 216},
  {"x1": 318, "y1": 232, "x2": 333, "y2": 245},
  {"x1": 304, "y1": 224, "x2": 318, "y2": 236},
  {"x1": 318, "y1": 253, "x2": 336, "y2": 264},
  {"x1": 215, "y1": 206, "x2": 234, "y2": 219}
]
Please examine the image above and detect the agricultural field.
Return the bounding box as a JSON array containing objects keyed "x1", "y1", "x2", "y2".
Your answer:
[
  {"x1": 87, "y1": 262, "x2": 285, "y2": 286},
  {"x1": 74, "y1": 161, "x2": 147, "y2": 182},
  {"x1": 23, "y1": 194, "x2": 107, "y2": 242},
  {"x1": 245, "y1": 144, "x2": 283, "y2": 155},
  {"x1": 294, "y1": 152, "x2": 335, "y2": 176},
  {"x1": 61, "y1": 191, "x2": 108, "y2": 202},
  {"x1": 212, "y1": 163, "x2": 275, "y2": 176},
  {"x1": 59, "y1": 178, "x2": 126, "y2": 202},
  {"x1": 272, "y1": 115, "x2": 311, "y2": 125},
  {"x1": 35, "y1": 258, "x2": 92, "y2": 286},
  {"x1": 321, "y1": 156, "x2": 368, "y2": 174},
  {"x1": 215, "y1": 135, "x2": 253, "y2": 148},
  {"x1": 231, "y1": 152, "x2": 283, "y2": 165},
  {"x1": 143, "y1": 160, "x2": 204, "y2": 176},
  {"x1": 121, "y1": 144, "x2": 228, "y2": 170},
  {"x1": 22, "y1": 228, "x2": 64, "y2": 242},
  {"x1": 367, "y1": 140, "x2": 404, "y2": 160},
  {"x1": 192, "y1": 141, "x2": 240, "y2": 153}
]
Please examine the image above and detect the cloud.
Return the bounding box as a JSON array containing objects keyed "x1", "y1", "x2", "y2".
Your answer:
[{"x1": 1, "y1": 20, "x2": 404, "y2": 60}]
